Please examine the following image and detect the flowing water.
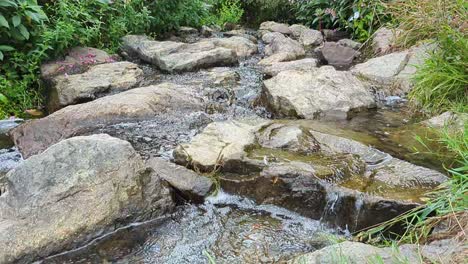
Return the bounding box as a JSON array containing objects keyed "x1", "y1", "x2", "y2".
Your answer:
[{"x1": 0, "y1": 35, "x2": 448, "y2": 263}]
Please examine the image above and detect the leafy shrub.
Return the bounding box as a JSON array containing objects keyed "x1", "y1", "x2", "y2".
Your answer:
[
  {"x1": 295, "y1": 0, "x2": 390, "y2": 41},
  {"x1": 202, "y1": 0, "x2": 244, "y2": 28}
]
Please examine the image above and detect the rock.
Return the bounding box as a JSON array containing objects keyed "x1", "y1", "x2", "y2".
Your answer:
[
  {"x1": 299, "y1": 29, "x2": 323, "y2": 48},
  {"x1": 223, "y1": 29, "x2": 257, "y2": 43},
  {"x1": 173, "y1": 119, "x2": 270, "y2": 172},
  {"x1": 262, "y1": 58, "x2": 318, "y2": 77},
  {"x1": 422, "y1": 111, "x2": 467, "y2": 132},
  {"x1": 289, "y1": 24, "x2": 309, "y2": 39},
  {"x1": 256, "y1": 123, "x2": 321, "y2": 154},
  {"x1": 0, "y1": 135, "x2": 173, "y2": 263},
  {"x1": 121, "y1": 35, "x2": 237, "y2": 72},
  {"x1": 47, "y1": 61, "x2": 143, "y2": 112},
  {"x1": 322, "y1": 29, "x2": 350, "y2": 41},
  {"x1": 0, "y1": 119, "x2": 22, "y2": 148},
  {"x1": 259, "y1": 21, "x2": 292, "y2": 35},
  {"x1": 259, "y1": 37, "x2": 305, "y2": 65},
  {"x1": 315, "y1": 42, "x2": 360, "y2": 68},
  {"x1": 201, "y1": 25, "x2": 215, "y2": 37},
  {"x1": 41, "y1": 47, "x2": 115, "y2": 80},
  {"x1": 205, "y1": 67, "x2": 240, "y2": 85},
  {"x1": 204, "y1": 36, "x2": 257, "y2": 57},
  {"x1": 147, "y1": 158, "x2": 213, "y2": 203},
  {"x1": 337, "y1": 38, "x2": 362, "y2": 50},
  {"x1": 394, "y1": 42, "x2": 436, "y2": 93},
  {"x1": 351, "y1": 51, "x2": 410, "y2": 84},
  {"x1": 290, "y1": 242, "x2": 420, "y2": 264},
  {"x1": 11, "y1": 83, "x2": 204, "y2": 158},
  {"x1": 372, "y1": 27, "x2": 399, "y2": 55},
  {"x1": 261, "y1": 67, "x2": 376, "y2": 120},
  {"x1": 178, "y1": 26, "x2": 198, "y2": 36},
  {"x1": 261, "y1": 32, "x2": 286, "y2": 44}
]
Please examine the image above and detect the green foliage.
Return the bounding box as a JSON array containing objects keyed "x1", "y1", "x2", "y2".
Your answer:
[
  {"x1": 295, "y1": 0, "x2": 390, "y2": 41},
  {"x1": 241, "y1": 0, "x2": 296, "y2": 26},
  {"x1": 202, "y1": 0, "x2": 244, "y2": 28},
  {"x1": 409, "y1": 28, "x2": 468, "y2": 113}
]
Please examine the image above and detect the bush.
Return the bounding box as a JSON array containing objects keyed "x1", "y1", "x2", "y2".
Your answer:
[
  {"x1": 241, "y1": 0, "x2": 297, "y2": 26},
  {"x1": 295, "y1": 0, "x2": 390, "y2": 41}
]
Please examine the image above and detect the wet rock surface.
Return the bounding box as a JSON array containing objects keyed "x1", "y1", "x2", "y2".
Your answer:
[
  {"x1": 11, "y1": 83, "x2": 205, "y2": 158},
  {"x1": 261, "y1": 67, "x2": 376, "y2": 120},
  {"x1": 0, "y1": 135, "x2": 173, "y2": 264}
]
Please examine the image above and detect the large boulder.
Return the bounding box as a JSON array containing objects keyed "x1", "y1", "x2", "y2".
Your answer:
[
  {"x1": 0, "y1": 135, "x2": 173, "y2": 263},
  {"x1": 315, "y1": 42, "x2": 360, "y2": 68},
  {"x1": 262, "y1": 58, "x2": 318, "y2": 77},
  {"x1": 337, "y1": 38, "x2": 362, "y2": 50},
  {"x1": 47, "y1": 61, "x2": 143, "y2": 112},
  {"x1": 11, "y1": 83, "x2": 205, "y2": 158},
  {"x1": 299, "y1": 29, "x2": 323, "y2": 48},
  {"x1": 259, "y1": 21, "x2": 292, "y2": 36},
  {"x1": 261, "y1": 31, "x2": 286, "y2": 44},
  {"x1": 261, "y1": 67, "x2": 376, "y2": 120},
  {"x1": 204, "y1": 36, "x2": 257, "y2": 57},
  {"x1": 41, "y1": 47, "x2": 115, "y2": 80},
  {"x1": 351, "y1": 51, "x2": 410, "y2": 84},
  {"x1": 289, "y1": 24, "x2": 309, "y2": 38},
  {"x1": 147, "y1": 158, "x2": 213, "y2": 203},
  {"x1": 259, "y1": 37, "x2": 305, "y2": 65},
  {"x1": 223, "y1": 29, "x2": 257, "y2": 43},
  {"x1": 121, "y1": 35, "x2": 237, "y2": 72},
  {"x1": 173, "y1": 119, "x2": 270, "y2": 172}
]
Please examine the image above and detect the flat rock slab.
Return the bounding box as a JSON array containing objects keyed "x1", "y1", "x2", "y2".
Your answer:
[
  {"x1": 122, "y1": 35, "x2": 237, "y2": 72},
  {"x1": 259, "y1": 37, "x2": 305, "y2": 65},
  {"x1": 147, "y1": 158, "x2": 213, "y2": 203},
  {"x1": 0, "y1": 135, "x2": 173, "y2": 263},
  {"x1": 204, "y1": 36, "x2": 258, "y2": 57},
  {"x1": 261, "y1": 67, "x2": 376, "y2": 120},
  {"x1": 174, "y1": 119, "x2": 270, "y2": 172},
  {"x1": 259, "y1": 21, "x2": 292, "y2": 35},
  {"x1": 48, "y1": 61, "x2": 143, "y2": 112},
  {"x1": 351, "y1": 51, "x2": 410, "y2": 84},
  {"x1": 41, "y1": 47, "x2": 115, "y2": 80},
  {"x1": 11, "y1": 83, "x2": 204, "y2": 158},
  {"x1": 262, "y1": 58, "x2": 318, "y2": 77}
]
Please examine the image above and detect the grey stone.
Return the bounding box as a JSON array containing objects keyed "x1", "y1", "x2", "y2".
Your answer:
[
  {"x1": 316, "y1": 42, "x2": 359, "y2": 68},
  {"x1": 289, "y1": 24, "x2": 309, "y2": 39},
  {"x1": 351, "y1": 51, "x2": 410, "y2": 84},
  {"x1": 261, "y1": 67, "x2": 376, "y2": 120},
  {"x1": 11, "y1": 83, "x2": 205, "y2": 158},
  {"x1": 173, "y1": 119, "x2": 270, "y2": 172},
  {"x1": 204, "y1": 67, "x2": 240, "y2": 85},
  {"x1": 0, "y1": 135, "x2": 173, "y2": 264},
  {"x1": 422, "y1": 111, "x2": 467, "y2": 133},
  {"x1": 262, "y1": 58, "x2": 318, "y2": 77},
  {"x1": 372, "y1": 27, "x2": 400, "y2": 55},
  {"x1": 121, "y1": 35, "x2": 237, "y2": 72},
  {"x1": 41, "y1": 47, "x2": 115, "y2": 80},
  {"x1": 261, "y1": 32, "x2": 286, "y2": 44},
  {"x1": 48, "y1": 61, "x2": 143, "y2": 112},
  {"x1": 299, "y1": 29, "x2": 323, "y2": 48},
  {"x1": 204, "y1": 36, "x2": 257, "y2": 57},
  {"x1": 259, "y1": 21, "x2": 292, "y2": 35},
  {"x1": 337, "y1": 38, "x2": 362, "y2": 50},
  {"x1": 257, "y1": 123, "x2": 321, "y2": 153},
  {"x1": 223, "y1": 29, "x2": 257, "y2": 43},
  {"x1": 147, "y1": 158, "x2": 213, "y2": 202},
  {"x1": 259, "y1": 37, "x2": 305, "y2": 65}
]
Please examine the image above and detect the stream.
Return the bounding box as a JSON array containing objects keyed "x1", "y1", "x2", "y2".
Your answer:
[{"x1": 0, "y1": 30, "x2": 448, "y2": 264}]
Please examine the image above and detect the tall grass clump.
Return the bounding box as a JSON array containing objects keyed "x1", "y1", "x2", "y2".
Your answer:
[
  {"x1": 409, "y1": 27, "x2": 468, "y2": 113},
  {"x1": 388, "y1": 0, "x2": 467, "y2": 48}
]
